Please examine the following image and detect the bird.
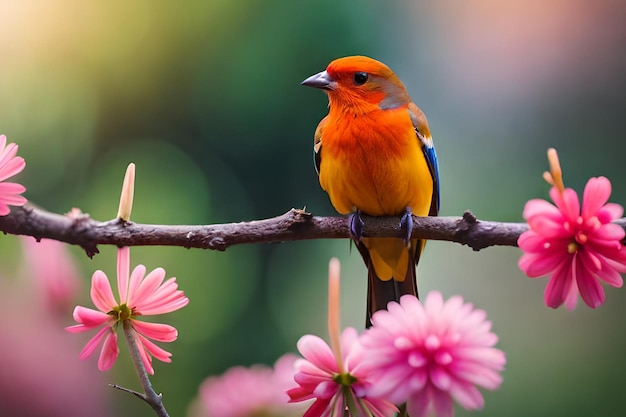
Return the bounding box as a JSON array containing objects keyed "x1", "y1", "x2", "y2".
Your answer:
[{"x1": 301, "y1": 56, "x2": 440, "y2": 326}]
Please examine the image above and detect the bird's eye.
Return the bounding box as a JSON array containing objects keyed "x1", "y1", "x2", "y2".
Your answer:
[{"x1": 353, "y1": 72, "x2": 368, "y2": 85}]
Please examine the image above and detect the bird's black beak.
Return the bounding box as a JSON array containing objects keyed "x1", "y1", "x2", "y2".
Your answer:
[{"x1": 301, "y1": 70, "x2": 336, "y2": 90}]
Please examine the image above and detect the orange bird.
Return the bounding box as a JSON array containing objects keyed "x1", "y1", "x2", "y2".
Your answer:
[{"x1": 302, "y1": 56, "x2": 440, "y2": 326}]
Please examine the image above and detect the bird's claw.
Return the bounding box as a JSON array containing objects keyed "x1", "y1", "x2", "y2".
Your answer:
[
  {"x1": 349, "y1": 210, "x2": 365, "y2": 241},
  {"x1": 400, "y1": 207, "x2": 413, "y2": 246}
]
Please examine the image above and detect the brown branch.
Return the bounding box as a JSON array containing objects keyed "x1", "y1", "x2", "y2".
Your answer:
[{"x1": 2, "y1": 204, "x2": 624, "y2": 258}]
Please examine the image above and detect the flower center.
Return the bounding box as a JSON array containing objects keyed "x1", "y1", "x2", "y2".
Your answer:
[
  {"x1": 406, "y1": 335, "x2": 454, "y2": 372},
  {"x1": 109, "y1": 303, "x2": 133, "y2": 322},
  {"x1": 567, "y1": 242, "x2": 578, "y2": 254},
  {"x1": 568, "y1": 230, "x2": 589, "y2": 253},
  {"x1": 333, "y1": 372, "x2": 357, "y2": 387}
]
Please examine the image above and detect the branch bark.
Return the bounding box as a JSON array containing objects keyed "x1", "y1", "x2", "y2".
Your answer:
[{"x1": 2, "y1": 204, "x2": 623, "y2": 257}]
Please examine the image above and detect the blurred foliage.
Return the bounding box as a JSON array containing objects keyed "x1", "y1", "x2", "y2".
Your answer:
[{"x1": 1, "y1": 0, "x2": 626, "y2": 416}]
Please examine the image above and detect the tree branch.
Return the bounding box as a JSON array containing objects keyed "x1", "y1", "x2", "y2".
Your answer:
[{"x1": 2, "y1": 204, "x2": 624, "y2": 257}]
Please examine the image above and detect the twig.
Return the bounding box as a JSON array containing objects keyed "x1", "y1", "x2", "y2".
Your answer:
[
  {"x1": 2, "y1": 204, "x2": 625, "y2": 257},
  {"x1": 109, "y1": 384, "x2": 144, "y2": 400}
]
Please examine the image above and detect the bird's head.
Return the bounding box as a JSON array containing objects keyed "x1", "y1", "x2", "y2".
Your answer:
[{"x1": 302, "y1": 56, "x2": 411, "y2": 113}]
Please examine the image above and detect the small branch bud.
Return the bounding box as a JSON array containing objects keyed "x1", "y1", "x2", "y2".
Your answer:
[{"x1": 117, "y1": 163, "x2": 136, "y2": 221}]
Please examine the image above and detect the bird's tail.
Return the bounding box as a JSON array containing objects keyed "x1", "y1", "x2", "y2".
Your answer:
[{"x1": 357, "y1": 238, "x2": 425, "y2": 327}]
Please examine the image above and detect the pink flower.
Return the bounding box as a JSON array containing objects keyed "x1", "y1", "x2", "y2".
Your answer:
[
  {"x1": 198, "y1": 354, "x2": 305, "y2": 417},
  {"x1": 287, "y1": 258, "x2": 397, "y2": 417},
  {"x1": 518, "y1": 148, "x2": 626, "y2": 309},
  {"x1": 0, "y1": 134, "x2": 26, "y2": 215},
  {"x1": 289, "y1": 328, "x2": 397, "y2": 417},
  {"x1": 21, "y1": 237, "x2": 81, "y2": 314},
  {"x1": 66, "y1": 247, "x2": 189, "y2": 374},
  {"x1": 360, "y1": 292, "x2": 506, "y2": 417}
]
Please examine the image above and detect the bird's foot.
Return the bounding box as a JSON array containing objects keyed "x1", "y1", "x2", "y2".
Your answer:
[
  {"x1": 400, "y1": 207, "x2": 414, "y2": 246},
  {"x1": 349, "y1": 210, "x2": 365, "y2": 241}
]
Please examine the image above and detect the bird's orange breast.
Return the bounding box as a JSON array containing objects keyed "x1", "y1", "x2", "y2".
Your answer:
[{"x1": 318, "y1": 107, "x2": 433, "y2": 217}]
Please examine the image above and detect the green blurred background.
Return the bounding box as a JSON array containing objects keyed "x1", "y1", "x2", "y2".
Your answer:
[{"x1": 1, "y1": 0, "x2": 626, "y2": 416}]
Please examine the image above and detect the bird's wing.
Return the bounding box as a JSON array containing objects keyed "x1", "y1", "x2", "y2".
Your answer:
[
  {"x1": 313, "y1": 116, "x2": 328, "y2": 176},
  {"x1": 408, "y1": 102, "x2": 440, "y2": 216}
]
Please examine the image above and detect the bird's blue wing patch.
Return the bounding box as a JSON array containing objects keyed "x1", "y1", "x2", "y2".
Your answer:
[
  {"x1": 407, "y1": 105, "x2": 440, "y2": 216},
  {"x1": 423, "y1": 143, "x2": 440, "y2": 215}
]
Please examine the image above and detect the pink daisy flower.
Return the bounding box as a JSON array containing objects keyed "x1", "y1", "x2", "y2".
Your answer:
[
  {"x1": 0, "y1": 134, "x2": 27, "y2": 215},
  {"x1": 518, "y1": 148, "x2": 626, "y2": 309},
  {"x1": 66, "y1": 246, "x2": 189, "y2": 374},
  {"x1": 199, "y1": 354, "x2": 305, "y2": 417},
  {"x1": 360, "y1": 292, "x2": 506, "y2": 417},
  {"x1": 287, "y1": 259, "x2": 397, "y2": 417}
]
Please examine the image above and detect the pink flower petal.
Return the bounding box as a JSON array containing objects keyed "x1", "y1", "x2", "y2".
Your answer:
[
  {"x1": 578, "y1": 250, "x2": 602, "y2": 273},
  {"x1": 90, "y1": 270, "x2": 117, "y2": 312},
  {"x1": 0, "y1": 137, "x2": 15, "y2": 161},
  {"x1": 407, "y1": 388, "x2": 432, "y2": 417},
  {"x1": 582, "y1": 177, "x2": 611, "y2": 218},
  {"x1": 0, "y1": 137, "x2": 27, "y2": 212},
  {"x1": 367, "y1": 360, "x2": 417, "y2": 402},
  {"x1": 126, "y1": 260, "x2": 144, "y2": 304},
  {"x1": 527, "y1": 216, "x2": 569, "y2": 238},
  {"x1": 431, "y1": 387, "x2": 455, "y2": 417},
  {"x1": 295, "y1": 359, "x2": 335, "y2": 382},
  {"x1": 135, "y1": 278, "x2": 189, "y2": 314},
  {"x1": 71, "y1": 306, "x2": 110, "y2": 328},
  {"x1": 594, "y1": 260, "x2": 624, "y2": 287},
  {"x1": 297, "y1": 335, "x2": 338, "y2": 374},
  {"x1": 364, "y1": 398, "x2": 399, "y2": 417},
  {"x1": 134, "y1": 333, "x2": 155, "y2": 375},
  {"x1": 0, "y1": 192, "x2": 27, "y2": 206},
  {"x1": 522, "y1": 198, "x2": 561, "y2": 221},
  {"x1": 519, "y1": 252, "x2": 567, "y2": 277},
  {"x1": 301, "y1": 398, "x2": 331, "y2": 417},
  {"x1": 288, "y1": 385, "x2": 316, "y2": 402},
  {"x1": 0, "y1": 156, "x2": 26, "y2": 182},
  {"x1": 138, "y1": 278, "x2": 179, "y2": 307},
  {"x1": 139, "y1": 293, "x2": 189, "y2": 316},
  {"x1": 0, "y1": 181, "x2": 27, "y2": 215},
  {"x1": 137, "y1": 333, "x2": 172, "y2": 363},
  {"x1": 79, "y1": 326, "x2": 111, "y2": 360},
  {"x1": 598, "y1": 203, "x2": 623, "y2": 222},
  {"x1": 132, "y1": 320, "x2": 178, "y2": 342},
  {"x1": 599, "y1": 248, "x2": 626, "y2": 272},
  {"x1": 551, "y1": 187, "x2": 580, "y2": 221},
  {"x1": 453, "y1": 358, "x2": 505, "y2": 389},
  {"x1": 98, "y1": 330, "x2": 120, "y2": 371},
  {"x1": 575, "y1": 256, "x2": 605, "y2": 308},
  {"x1": 129, "y1": 267, "x2": 165, "y2": 308},
  {"x1": 544, "y1": 260, "x2": 572, "y2": 308},
  {"x1": 449, "y1": 381, "x2": 484, "y2": 410},
  {"x1": 65, "y1": 324, "x2": 90, "y2": 334},
  {"x1": 430, "y1": 367, "x2": 451, "y2": 391},
  {"x1": 0, "y1": 182, "x2": 26, "y2": 195},
  {"x1": 589, "y1": 223, "x2": 626, "y2": 242},
  {"x1": 517, "y1": 231, "x2": 547, "y2": 252},
  {"x1": 117, "y1": 247, "x2": 131, "y2": 303}
]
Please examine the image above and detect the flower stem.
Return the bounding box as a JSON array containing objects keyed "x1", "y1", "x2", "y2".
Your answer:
[{"x1": 121, "y1": 320, "x2": 170, "y2": 417}]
